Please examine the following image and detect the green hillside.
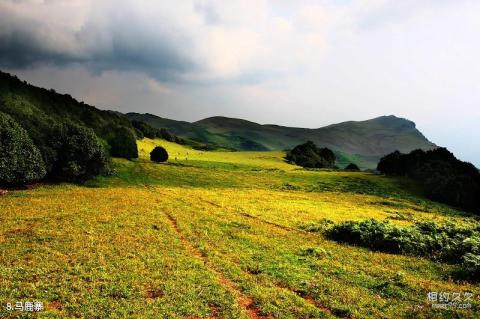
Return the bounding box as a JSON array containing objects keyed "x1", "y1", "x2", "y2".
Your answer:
[
  {"x1": 127, "y1": 113, "x2": 437, "y2": 169},
  {"x1": 0, "y1": 71, "x2": 138, "y2": 159},
  {"x1": 126, "y1": 113, "x2": 270, "y2": 151}
]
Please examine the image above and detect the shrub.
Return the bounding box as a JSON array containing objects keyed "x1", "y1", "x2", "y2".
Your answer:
[
  {"x1": 158, "y1": 128, "x2": 173, "y2": 141},
  {"x1": 299, "y1": 218, "x2": 334, "y2": 233},
  {"x1": 286, "y1": 141, "x2": 336, "y2": 168},
  {"x1": 327, "y1": 219, "x2": 480, "y2": 279},
  {"x1": 377, "y1": 148, "x2": 480, "y2": 211},
  {"x1": 49, "y1": 122, "x2": 110, "y2": 182},
  {"x1": 130, "y1": 120, "x2": 185, "y2": 144},
  {"x1": 377, "y1": 151, "x2": 403, "y2": 175},
  {"x1": 105, "y1": 126, "x2": 138, "y2": 159},
  {"x1": 150, "y1": 146, "x2": 168, "y2": 163},
  {"x1": 463, "y1": 253, "x2": 480, "y2": 276},
  {"x1": 0, "y1": 71, "x2": 140, "y2": 162},
  {"x1": 0, "y1": 112, "x2": 46, "y2": 185},
  {"x1": 131, "y1": 120, "x2": 157, "y2": 139},
  {"x1": 133, "y1": 127, "x2": 144, "y2": 140},
  {"x1": 345, "y1": 163, "x2": 360, "y2": 171},
  {"x1": 174, "y1": 136, "x2": 185, "y2": 145}
]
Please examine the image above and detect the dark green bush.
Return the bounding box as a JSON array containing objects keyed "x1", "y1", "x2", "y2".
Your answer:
[
  {"x1": 49, "y1": 122, "x2": 110, "y2": 182},
  {"x1": 299, "y1": 218, "x2": 334, "y2": 233},
  {"x1": 150, "y1": 146, "x2": 168, "y2": 163},
  {"x1": 0, "y1": 112, "x2": 46, "y2": 185},
  {"x1": 105, "y1": 126, "x2": 138, "y2": 159},
  {"x1": 133, "y1": 127, "x2": 144, "y2": 140},
  {"x1": 131, "y1": 120, "x2": 157, "y2": 139},
  {"x1": 327, "y1": 219, "x2": 480, "y2": 279},
  {"x1": 345, "y1": 163, "x2": 360, "y2": 171},
  {"x1": 286, "y1": 141, "x2": 335, "y2": 168},
  {"x1": 158, "y1": 128, "x2": 173, "y2": 141},
  {"x1": 0, "y1": 71, "x2": 139, "y2": 161},
  {"x1": 463, "y1": 253, "x2": 480, "y2": 275},
  {"x1": 377, "y1": 148, "x2": 480, "y2": 211},
  {"x1": 130, "y1": 119, "x2": 185, "y2": 144}
]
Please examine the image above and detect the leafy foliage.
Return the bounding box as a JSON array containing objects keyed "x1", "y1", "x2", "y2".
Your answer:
[
  {"x1": 104, "y1": 125, "x2": 138, "y2": 159},
  {"x1": 0, "y1": 70, "x2": 138, "y2": 160},
  {"x1": 328, "y1": 219, "x2": 480, "y2": 279},
  {"x1": 131, "y1": 120, "x2": 185, "y2": 144},
  {"x1": 49, "y1": 122, "x2": 111, "y2": 182},
  {"x1": 285, "y1": 141, "x2": 336, "y2": 168},
  {"x1": 0, "y1": 111, "x2": 46, "y2": 185},
  {"x1": 131, "y1": 120, "x2": 158, "y2": 139},
  {"x1": 377, "y1": 148, "x2": 480, "y2": 211},
  {"x1": 150, "y1": 146, "x2": 169, "y2": 163},
  {"x1": 345, "y1": 163, "x2": 360, "y2": 171}
]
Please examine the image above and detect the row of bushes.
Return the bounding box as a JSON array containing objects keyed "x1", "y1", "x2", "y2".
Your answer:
[
  {"x1": 0, "y1": 111, "x2": 184, "y2": 185},
  {"x1": 377, "y1": 148, "x2": 480, "y2": 211},
  {"x1": 0, "y1": 71, "x2": 139, "y2": 161},
  {"x1": 131, "y1": 120, "x2": 184, "y2": 144},
  {"x1": 0, "y1": 72, "x2": 186, "y2": 186},
  {"x1": 0, "y1": 111, "x2": 110, "y2": 184},
  {"x1": 326, "y1": 219, "x2": 480, "y2": 279}
]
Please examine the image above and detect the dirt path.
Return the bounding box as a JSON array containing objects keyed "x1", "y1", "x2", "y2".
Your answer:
[
  {"x1": 237, "y1": 211, "x2": 300, "y2": 233},
  {"x1": 201, "y1": 197, "x2": 305, "y2": 234},
  {"x1": 200, "y1": 199, "x2": 338, "y2": 318},
  {"x1": 161, "y1": 196, "x2": 337, "y2": 318},
  {"x1": 163, "y1": 210, "x2": 271, "y2": 319},
  {"x1": 235, "y1": 213, "x2": 341, "y2": 318}
]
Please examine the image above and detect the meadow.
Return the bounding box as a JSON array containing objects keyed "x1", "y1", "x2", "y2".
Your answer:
[{"x1": 1, "y1": 138, "x2": 479, "y2": 319}]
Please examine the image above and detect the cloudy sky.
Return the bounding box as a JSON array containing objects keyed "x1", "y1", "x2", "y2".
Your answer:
[{"x1": 1, "y1": 0, "x2": 479, "y2": 166}]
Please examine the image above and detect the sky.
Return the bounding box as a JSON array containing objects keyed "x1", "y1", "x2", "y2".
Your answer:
[{"x1": 0, "y1": 0, "x2": 479, "y2": 166}]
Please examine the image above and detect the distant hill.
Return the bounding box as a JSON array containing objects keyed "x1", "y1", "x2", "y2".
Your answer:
[
  {"x1": 0, "y1": 69, "x2": 436, "y2": 170},
  {"x1": 127, "y1": 113, "x2": 436, "y2": 168}
]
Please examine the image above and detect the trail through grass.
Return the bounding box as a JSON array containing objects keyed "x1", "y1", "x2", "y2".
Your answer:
[{"x1": 1, "y1": 138, "x2": 478, "y2": 318}]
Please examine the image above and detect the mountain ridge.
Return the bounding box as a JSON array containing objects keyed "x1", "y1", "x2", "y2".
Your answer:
[
  {"x1": 196, "y1": 114, "x2": 416, "y2": 130},
  {"x1": 126, "y1": 112, "x2": 437, "y2": 168},
  {"x1": 0, "y1": 70, "x2": 436, "y2": 170}
]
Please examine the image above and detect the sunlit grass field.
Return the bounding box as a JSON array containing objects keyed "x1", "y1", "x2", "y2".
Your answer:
[{"x1": 1, "y1": 138, "x2": 479, "y2": 318}]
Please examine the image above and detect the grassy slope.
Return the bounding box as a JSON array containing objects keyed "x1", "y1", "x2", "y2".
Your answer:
[
  {"x1": 0, "y1": 71, "x2": 135, "y2": 150},
  {"x1": 1, "y1": 139, "x2": 478, "y2": 319}
]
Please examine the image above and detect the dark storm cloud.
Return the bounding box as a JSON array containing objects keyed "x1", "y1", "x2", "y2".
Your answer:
[
  {"x1": 0, "y1": 33, "x2": 195, "y2": 82},
  {"x1": 81, "y1": 31, "x2": 196, "y2": 81},
  {"x1": 0, "y1": 1, "x2": 197, "y2": 81},
  {"x1": 0, "y1": 30, "x2": 83, "y2": 68}
]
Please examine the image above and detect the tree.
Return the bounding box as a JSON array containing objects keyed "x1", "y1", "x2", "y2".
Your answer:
[
  {"x1": 150, "y1": 146, "x2": 168, "y2": 163},
  {"x1": 377, "y1": 148, "x2": 480, "y2": 212},
  {"x1": 49, "y1": 122, "x2": 110, "y2": 182},
  {"x1": 377, "y1": 150, "x2": 403, "y2": 175},
  {"x1": 0, "y1": 112, "x2": 46, "y2": 185},
  {"x1": 285, "y1": 141, "x2": 336, "y2": 168},
  {"x1": 317, "y1": 148, "x2": 336, "y2": 167},
  {"x1": 158, "y1": 128, "x2": 174, "y2": 141},
  {"x1": 131, "y1": 120, "x2": 156, "y2": 139},
  {"x1": 105, "y1": 126, "x2": 138, "y2": 159},
  {"x1": 345, "y1": 163, "x2": 360, "y2": 171},
  {"x1": 133, "y1": 127, "x2": 144, "y2": 140}
]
